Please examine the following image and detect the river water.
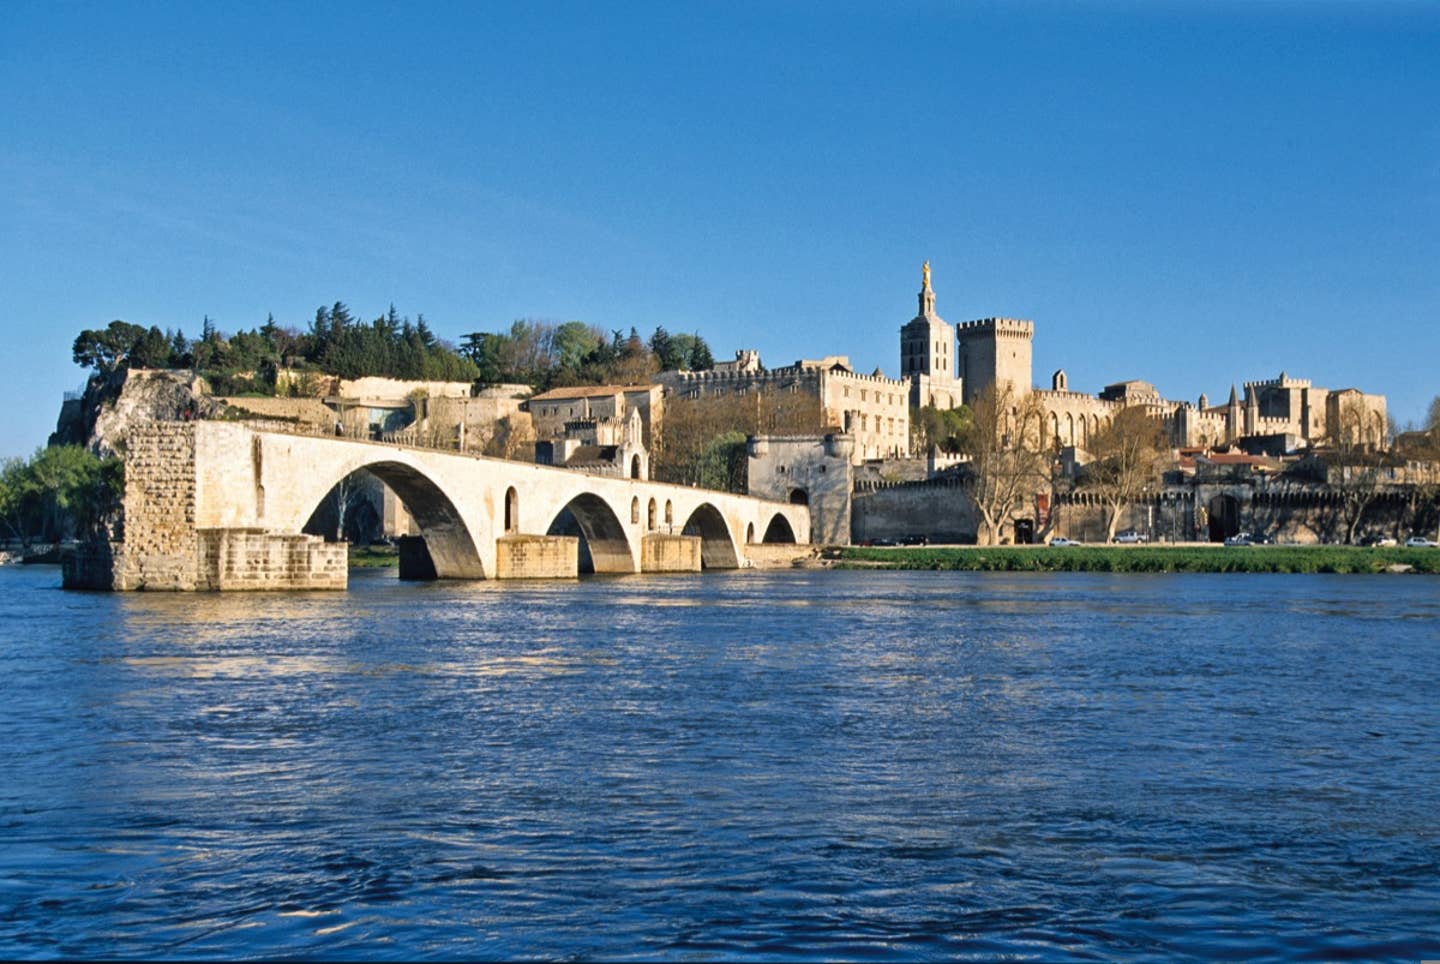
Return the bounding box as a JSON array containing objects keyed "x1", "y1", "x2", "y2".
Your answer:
[{"x1": 2, "y1": 564, "x2": 1437, "y2": 961}]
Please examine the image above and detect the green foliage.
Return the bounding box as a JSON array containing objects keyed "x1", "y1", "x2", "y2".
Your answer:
[
  {"x1": 911, "y1": 404, "x2": 972, "y2": 453},
  {"x1": 0, "y1": 446, "x2": 123, "y2": 543},
  {"x1": 694, "y1": 431, "x2": 749, "y2": 492},
  {"x1": 837, "y1": 545, "x2": 1440, "y2": 574},
  {"x1": 72, "y1": 302, "x2": 482, "y2": 394},
  {"x1": 461, "y1": 319, "x2": 714, "y2": 391}
]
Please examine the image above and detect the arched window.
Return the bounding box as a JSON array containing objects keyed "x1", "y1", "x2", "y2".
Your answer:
[
  {"x1": 504, "y1": 486, "x2": 518, "y2": 533},
  {"x1": 664, "y1": 500, "x2": 673, "y2": 525},
  {"x1": 789, "y1": 488, "x2": 809, "y2": 506},
  {"x1": 630, "y1": 455, "x2": 641, "y2": 479},
  {"x1": 647, "y1": 498, "x2": 657, "y2": 530},
  {"x1": 631, "y1": 496, "x2": 640, "y2": 524},
  {"x1": 746, "y1": 522, "x2": 755, "y2": 543}
]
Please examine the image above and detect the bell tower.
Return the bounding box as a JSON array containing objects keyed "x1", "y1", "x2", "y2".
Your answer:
[{"x1": 899, "y1": 262, "x2": 960, "y2": 409}]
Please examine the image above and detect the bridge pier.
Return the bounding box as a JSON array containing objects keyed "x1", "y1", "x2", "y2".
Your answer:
[
  {"x1": 641, "y1": 534, "x2": 703, "y2": 572},
  {"x1": 496, "y1": 535, "x2": 579, "y2": 579}
]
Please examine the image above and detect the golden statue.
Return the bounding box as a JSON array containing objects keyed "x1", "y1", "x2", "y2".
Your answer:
[{"x1": 922, "y1": 261, "x2": 931, "y2": 288}]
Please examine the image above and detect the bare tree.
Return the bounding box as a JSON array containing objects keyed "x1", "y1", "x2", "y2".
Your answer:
[
  {"x1": 1322, "y1": 395, "x2": 1394, "y2": 545},
  {"x1": 960, "y1": 383, "x2": 1051, "y2": 545},
  {"x1": 652, "y1": 391, "x2": 825, "y2": 490},
  {"x1": 1082, "y1": 406, "x2": 1168, "y2": 542}
]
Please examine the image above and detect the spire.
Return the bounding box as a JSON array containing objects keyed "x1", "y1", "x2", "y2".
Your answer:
[
  {"x1": 1228, "y1": 383, "x2": 1239, "y2": 405},
  {"x1": 918, "y1": 261, "x2": 936, "y2": 317}
]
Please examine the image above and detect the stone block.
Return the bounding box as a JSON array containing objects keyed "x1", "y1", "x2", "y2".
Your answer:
[
  {"x1": 496, "y1": 535, "x2": 578, "y2": 579},
  {"x1": 641, "y1": 534, "x2": 702, "y2": 572}
]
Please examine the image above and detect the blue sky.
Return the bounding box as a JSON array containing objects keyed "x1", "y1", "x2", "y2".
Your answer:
[{"x1": 2, "y1": 0, "x2": 1436, "y2": 458}]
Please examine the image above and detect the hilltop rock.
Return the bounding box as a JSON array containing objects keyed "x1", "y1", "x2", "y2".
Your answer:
[{"x1": 50, "y1": 368, "x2": 223, "y2": 458}]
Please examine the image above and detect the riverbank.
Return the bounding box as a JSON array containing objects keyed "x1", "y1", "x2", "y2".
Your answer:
[
  {"x1": 349, "y1": 545, "x2": 399, "y2": 568},
  {"x1": 836, "y1": 544, "x2": 1440, "y2": 574}
]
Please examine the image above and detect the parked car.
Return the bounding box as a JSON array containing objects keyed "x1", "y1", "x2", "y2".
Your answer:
[
  {"x1": 1361, "y1": 536, "x2": 1398, "y2": 547},
  {"x1": 1113, "y1": 530, "x2": 1147, "y2": 544},
  {"x1": 899, "y1": 534, "x2": 930, "y2": 546},
  {"x1": 863, "y1": 537, "x2": 898, "y2": 547},
  {"x1": 1224, "y1": 533, "x2": 1254, "y2": 546},
  {"x1": 1050, "y1": 537, "x2": 1082, "y2": 547},
  {"x1": 1405, "y1": 536, "x2": 1438, "y2": 548}
]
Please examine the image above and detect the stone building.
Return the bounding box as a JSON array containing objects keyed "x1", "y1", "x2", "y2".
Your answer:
[
  {"x1": 899, "y1": 262, "x2": 963, "y2": 410},
  {"x1": 526, "y1": 384, "x2": 663, "y2": 448},
  {"x1": 746, "y1": 434, "x2": 855, "y2": 545},
  {"x1": 659, "y1": 359, "x2": 910, "y2": 463}
]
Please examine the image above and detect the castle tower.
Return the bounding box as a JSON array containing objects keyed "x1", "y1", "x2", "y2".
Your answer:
[
  {"x1": 899, "y1": 262, "x2": 960, "y2": 409},
  {"x1": 957, "y1": 313, "x2": 1034, "y2": 407}
]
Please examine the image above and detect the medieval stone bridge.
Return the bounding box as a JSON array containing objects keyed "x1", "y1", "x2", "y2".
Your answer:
[{"x1": 83, "y1": 422, "x2": 811, "y2": 590}]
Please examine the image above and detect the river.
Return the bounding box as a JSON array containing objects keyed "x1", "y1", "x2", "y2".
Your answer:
[{"x1": 2, "y1": 565, "x2": 1437, "y2": 960}]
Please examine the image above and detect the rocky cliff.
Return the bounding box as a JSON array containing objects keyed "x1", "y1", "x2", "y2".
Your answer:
[{"x1": 50, "y1": 368, "x2": 224, "y2": 458}]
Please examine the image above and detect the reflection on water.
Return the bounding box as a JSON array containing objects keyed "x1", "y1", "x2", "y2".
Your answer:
[{"x1": 2, "y1": 565, "x2": 1438, "y2": 961}]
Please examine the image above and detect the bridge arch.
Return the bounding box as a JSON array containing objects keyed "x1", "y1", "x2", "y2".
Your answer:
[
  {"x1": 304, "y1": 459, "x2": 486, "y2": 578},
  {"x1": 762, "y1": 513, "x2": 797, "y2": 544},
  {"x1": 681, "y1": 502, "x2": 740, "y2": 569},
  {"x1": 547, "y1": 493, "x2": 634, "y2": 573}
]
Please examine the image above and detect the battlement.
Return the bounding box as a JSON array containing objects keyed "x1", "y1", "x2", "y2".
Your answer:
[
  {"x1": 957, "y1": 317, "x2": 1034, "y2": 339},
  {"x1": 1031, "y1": 389, "x2": 1123, "y2": 407},
  {"x1": 814, "y1": 366, "x2": 908, "y2": 388},
  {"x1": 1243, "y1": 371, "x2": 1312, "y2": 391},
  {"x1": 665, "y1": 367, "x2": 820, "y2": 387}
]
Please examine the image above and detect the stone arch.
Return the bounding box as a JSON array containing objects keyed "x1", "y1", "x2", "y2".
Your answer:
[
  {"x1": 746, "y1": 522, "x2": 756, "y2": 543},
  {"x1": 789, "y1": 488, "x2": 810, "y2": 506},
  {"x1": 504, "y1": 486, "x2": 519, "y2": 533},
  {"x1": 1207, "y1": 494, "x2": 1241, "y2": 543},
  {"x1": 664, "y1": 500, "x2": 674, "y2": 525},
  {"x1": 547, "y1": 493, "x2": 634, "y2": 573},
  {"x1": 630, "y1": 455, "x2": 642, "y2": 479},
  {"x1": 302, "y1": 459, "x2": 485, "y2": 579},
  {"x1": 1048, "y1": 411, "x2": 1059, "y2": 444},
  {"x1": 762, "y1": 513, "x2": 797, "y2": 543},
  {"x1": 1066, "y1": 412, "x2": 1075, "y2": 445},
  {"x1": 681, "y1": 503, "x2": 741, "y2": 569},
  {"x1": 647, "y1": 497, "x2": 658, "y2": 531},
  {"x1": 631, "y1": 496, "x2": 640, "y2": 524}
]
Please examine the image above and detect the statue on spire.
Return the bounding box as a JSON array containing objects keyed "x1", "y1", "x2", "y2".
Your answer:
[{"x1": 922, "y1": 260, "x2": 931, "y2": 290}]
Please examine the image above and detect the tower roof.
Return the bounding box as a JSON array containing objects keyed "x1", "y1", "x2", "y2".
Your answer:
[{"x1": 914, "y1": 261, "x2": 943, "y2": 323}]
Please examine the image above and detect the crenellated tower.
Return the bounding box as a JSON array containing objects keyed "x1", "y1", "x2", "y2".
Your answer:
[{"x1": 957, "y1": 314, "x2": 1034, "y2": 407}]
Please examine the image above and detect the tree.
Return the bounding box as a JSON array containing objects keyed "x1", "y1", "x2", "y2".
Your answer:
[
  {"x1": 1081, "y1": 406, "x2": 1168, "y2": 542},
  {"x1": 652, "y1": 390, "x2": 824, "y2": 491},
  {"x1": 911, "y1": 404, "x2": 972, "y2": 454},
  {"x1": 959, "y1": 383, "x2": 1051, "y2": 545},
  {"x1": 1319, "y1": 394, "x2": 1394, "y2": 544},
  {"x1": 72, "y1": 320, "x2": 148, "y2": 373},
  {"x1": 0, "y1": 446, "x2": 122, "y2": 543}
]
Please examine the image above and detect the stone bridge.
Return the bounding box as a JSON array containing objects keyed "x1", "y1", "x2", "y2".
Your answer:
[{"x1": 73, "y1": 421, "x2": 811, "y2": 590}]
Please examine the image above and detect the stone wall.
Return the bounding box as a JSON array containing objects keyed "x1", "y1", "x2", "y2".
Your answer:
[
  {"x1": 747, "y1": 435, "x2": 853, "y2": 545},
  {"x1": 218, "y1": 395, "x2": 336, "y2": 429},
  {"x1": 852, "y1": 477, "x2": 978, "y2": 544},
  {"x1": 117, "y1": 422, "x2": 201, "y2": 588}
]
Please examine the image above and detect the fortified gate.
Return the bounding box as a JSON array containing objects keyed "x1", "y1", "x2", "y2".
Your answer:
[{"x1": 66, "y1": 422, "x2": 810, "y2": 591}]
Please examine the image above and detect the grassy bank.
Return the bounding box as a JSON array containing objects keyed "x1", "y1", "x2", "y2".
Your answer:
[
  {"x1": 837, "y1": 544, "x2": 1440, "y2": 574},
  {"x1": 349, "y1": 545, "x2": 400, "y2": 568}
]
